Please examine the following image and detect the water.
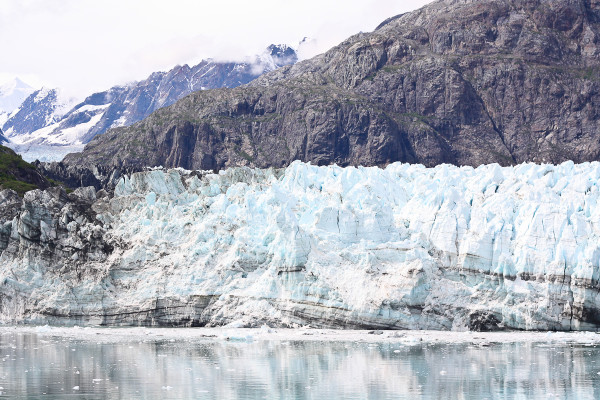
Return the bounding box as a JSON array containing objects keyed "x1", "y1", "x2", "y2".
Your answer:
[{"x1": 0, "y1": 332, "x2": 599, "y2": 399}]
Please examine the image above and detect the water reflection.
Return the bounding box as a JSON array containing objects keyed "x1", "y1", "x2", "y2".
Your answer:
[{"x1": 0, "y1": 333, "x2": 598, "y2": 399}]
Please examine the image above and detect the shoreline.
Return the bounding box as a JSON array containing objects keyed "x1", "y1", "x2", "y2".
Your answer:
[{"x1": 0, "y1": 326, "x2": 599, "y2": 345}]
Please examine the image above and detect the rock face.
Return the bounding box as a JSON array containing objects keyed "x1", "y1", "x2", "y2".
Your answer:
[
  {"x1": 65, "y1": 0, "x2": 600, "y2": 170},
  {"x1": 5, "y1": 45, "x2": 297, "y2": 162},
  {"x1": 1, "y1": 161, "x2": 600, "y2": 330},
  {"x1": 33, "y1": 161, "x2": 143, "y2": 193}
]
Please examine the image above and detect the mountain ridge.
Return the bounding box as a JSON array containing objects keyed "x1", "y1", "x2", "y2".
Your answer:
[
  {"x1": 5, "y1": 45, "x2": 298, "y2": 162},
  {"x1": 65, "y1": 0, "x2": 600, "y2": 170}
]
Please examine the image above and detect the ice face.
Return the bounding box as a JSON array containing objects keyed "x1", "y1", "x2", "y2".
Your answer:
[{"x1": 1, "y1": 160, "x2": 600, "y2": 331}]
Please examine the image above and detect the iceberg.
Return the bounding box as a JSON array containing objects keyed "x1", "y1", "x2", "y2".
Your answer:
[{"x1": 1, "y1": 160, "x2": 600, "y2": 331}]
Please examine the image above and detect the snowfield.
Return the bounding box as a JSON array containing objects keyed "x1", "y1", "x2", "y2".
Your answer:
[{"x1": 1, "y1": 161, "x2": 600, "y2": 331}]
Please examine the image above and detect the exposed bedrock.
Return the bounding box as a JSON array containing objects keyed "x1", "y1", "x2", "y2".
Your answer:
[
  {"x1": 66, "y1": 0, "x2": 600, "y2": 170},
  {"x1": 1, "y1": 161, "x2": 600, "y2": 330}
]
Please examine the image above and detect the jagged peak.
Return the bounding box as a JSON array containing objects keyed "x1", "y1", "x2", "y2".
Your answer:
[
  {"x1": 32, "y1": 87, "x2": 57, "y2": 102},
  {"x1": 256, "y1": 44, "x2": 298, "y2": 72}
]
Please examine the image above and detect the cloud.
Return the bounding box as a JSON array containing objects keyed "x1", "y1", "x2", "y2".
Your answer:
[{"x1": 0, "y1": 0, "x2": 432, "y2": 99}]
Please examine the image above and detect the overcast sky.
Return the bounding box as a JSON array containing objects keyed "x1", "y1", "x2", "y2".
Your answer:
[{"x1": 0, "y1": 0, "x2": 432, "y2": 99}]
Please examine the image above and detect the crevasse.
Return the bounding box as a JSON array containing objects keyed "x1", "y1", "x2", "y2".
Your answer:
[{"x1": 1, "y1": 160, "x2": 600, "y2": 331}]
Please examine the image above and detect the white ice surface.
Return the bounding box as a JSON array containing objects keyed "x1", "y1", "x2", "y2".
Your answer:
[
  {"x1": 4, "y1": 161, "x2": 600, "y2": 330},
  {"x1": 5, "y1": 142, "x2": 84, "y2": 162},
  {"x1": 110, "y1": 161, "x2": 600, "y2": 329},
  {"x1": 0, "y1": 111, "x2": 8, "y2": 127}
]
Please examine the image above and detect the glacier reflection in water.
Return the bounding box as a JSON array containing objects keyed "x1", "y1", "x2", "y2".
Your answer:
[{"x1": 0, "y1": 333, "x2": 599, "y2": 399}]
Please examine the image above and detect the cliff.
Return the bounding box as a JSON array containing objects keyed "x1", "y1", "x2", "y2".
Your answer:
[
  {"x1": 66, "y1": 0, "x2": 600, "y2": 169},
  {"x1": 1, "y1": 161, "x2": 599, "y2": 331}
]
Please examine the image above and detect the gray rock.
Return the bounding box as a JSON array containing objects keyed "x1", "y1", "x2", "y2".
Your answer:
[
  {"x1": 4, "y1": 45, "x2": 298, "y2": 152},
  {"x1": 34, "y1": 161, "x2": 143, "y2": 192},
  {"x1": 65, "y1": 0, "x2": 600, "y2": 169}
]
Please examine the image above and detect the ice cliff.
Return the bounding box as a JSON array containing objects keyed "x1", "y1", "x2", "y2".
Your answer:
[{"x1": 1, "y1": 161, "x2": 600, "y2": 331}]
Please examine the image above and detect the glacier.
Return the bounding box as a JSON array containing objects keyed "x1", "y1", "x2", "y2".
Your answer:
[{"x1": 1, "y1": 161, "x2": 600, "y2": 331}]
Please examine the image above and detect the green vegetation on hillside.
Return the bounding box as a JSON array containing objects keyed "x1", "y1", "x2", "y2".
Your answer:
[{"x1": 0, "y1": 145, "x2": 49, "y2": 195}]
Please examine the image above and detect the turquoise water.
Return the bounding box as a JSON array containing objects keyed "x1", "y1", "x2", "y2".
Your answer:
[{"x1": 0, "y1": 332, "x2": 599, "y2": 399}]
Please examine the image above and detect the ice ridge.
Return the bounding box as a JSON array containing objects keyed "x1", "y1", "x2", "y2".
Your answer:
[{"x1": 1, "y1": 160, "x2": 600, "y2": 331}]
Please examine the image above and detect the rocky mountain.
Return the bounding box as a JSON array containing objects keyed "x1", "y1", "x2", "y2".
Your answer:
[
  {"x1": 0, "y1": 78, "x2": 35, "y2": 114},
  {"x1": 6, "y1": 45, "x2": 298, "y2": 162},
  {"x1": 0, "y1": 161, "x2": 599, "y2": 330},
  {"x1": 65, "y1": 0, "x2": 600, "y2": 170},
  {"x1": 3, "y1": 88, "x2": 73, "y2": 138}
]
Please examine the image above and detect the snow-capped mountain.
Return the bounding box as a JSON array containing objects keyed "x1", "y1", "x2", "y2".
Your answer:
[
  {"x1": 0, "y1": 78, "x2": 35, "y2": 114},
  {"x1": 2, "y1": 88, "x2": 77, "y2": 161},
  {"x1": 3, "y1": 88, "x2": 74, "y2": 138},
  {"x1": 4, "y1": 44, "x2": 298, "y2": 162}
]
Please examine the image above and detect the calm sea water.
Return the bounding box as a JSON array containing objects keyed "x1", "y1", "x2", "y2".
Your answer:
[{"x1": 0, "y1": 332, "x2": 598, "y2": 399}]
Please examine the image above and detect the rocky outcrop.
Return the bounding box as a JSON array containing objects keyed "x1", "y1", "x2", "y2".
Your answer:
[
  {"x1": 65, "y1": 0, "x2": 600, "y2": 170},
  {"x1": 34, "y1": 161, "x2": 143, "y2": 192},
  {"x1": 1, "y1": 161, "x2": 600, "y2": 330}
]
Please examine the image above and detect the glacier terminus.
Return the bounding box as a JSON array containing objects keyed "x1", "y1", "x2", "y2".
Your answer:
[{"x1": 0, "y1": 161, "x2": 599, "y2": 331}]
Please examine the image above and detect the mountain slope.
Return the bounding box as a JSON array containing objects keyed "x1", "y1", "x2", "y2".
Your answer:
[
  {"x1": 6, "y1": 45, "x2": 297, "y2": 162},
  {"x1": 66, "y1": 0, "x2": 600, "y2": 169},
  {"x1": 58, "y1": 44, "x2": 297, "y2": 145},
  {"x1": 0, "y1": 145, "x2": 50, "y2": 194},
  {"x1": 3, "y1": 88, "x2": 73, "y2": 138}
]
